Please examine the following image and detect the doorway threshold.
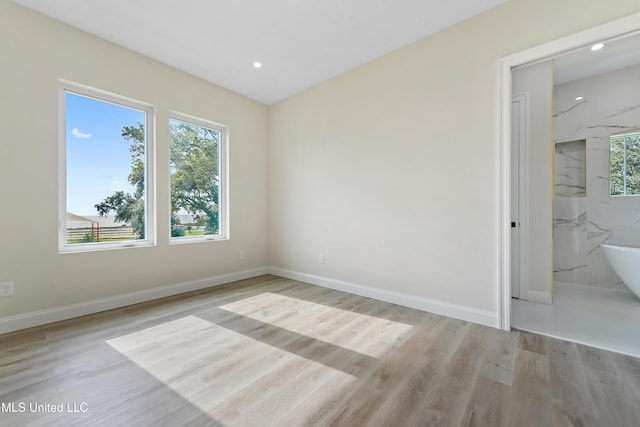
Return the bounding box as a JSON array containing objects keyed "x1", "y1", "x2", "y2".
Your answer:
[{"x1": 511, "y1": 282, "x2": 640, "y2": 358}]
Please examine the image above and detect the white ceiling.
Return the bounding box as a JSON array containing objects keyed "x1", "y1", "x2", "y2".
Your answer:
[
  {"x1": 12, "y1": 0, "x2": 507, "y2": 105},
  {"x1": 554, "y1": 32, "x2": 640, "y2": 84}
]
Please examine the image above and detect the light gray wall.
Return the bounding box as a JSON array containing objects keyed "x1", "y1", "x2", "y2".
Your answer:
[{"x1": 553, "y1": 63, "x2": 640, "y2": 290}]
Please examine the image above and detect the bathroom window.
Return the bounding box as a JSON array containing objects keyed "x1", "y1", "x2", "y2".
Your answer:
[{"x1": 610, "y1": 130, "x2": 640, "y2": 196}]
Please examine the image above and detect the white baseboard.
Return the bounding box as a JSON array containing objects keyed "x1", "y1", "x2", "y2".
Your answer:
[
  {"x1": 526, "y1": 289, "x2": 553, "y2": 304},
  {"x1": 267, "y1": 267, "x2": 498, "y2": 328},
  {"x1": 0, "y1": 266, "x2": 500, "y2": 335},
  {"x1": 0, "y1": 267, "x2": 270, "y2": 335}
]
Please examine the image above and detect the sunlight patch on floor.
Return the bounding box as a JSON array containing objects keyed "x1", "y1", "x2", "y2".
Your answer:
[
  {"x1": 106, "y1": 315, "x2": 355, "y2": 422},
  {"x1": 219, "y1": 292, "x2": 414, "y2": 358}
]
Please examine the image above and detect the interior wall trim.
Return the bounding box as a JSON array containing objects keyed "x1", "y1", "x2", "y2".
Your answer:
[
  {"x1": 268, "y1": 267, "x2": 498, "y2": 328},
  {"x1": 0, "y1": 267, "x2": 270, "y2": 335}
]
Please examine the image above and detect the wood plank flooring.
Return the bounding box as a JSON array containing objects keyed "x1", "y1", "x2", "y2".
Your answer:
[{"x1": 1, "y1": 275, "x2": 639, "y2": 426}]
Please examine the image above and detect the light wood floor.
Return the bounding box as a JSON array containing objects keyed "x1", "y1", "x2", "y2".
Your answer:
[{"x1": 1, "y1": 275, "x2": 639, "y2": 426}]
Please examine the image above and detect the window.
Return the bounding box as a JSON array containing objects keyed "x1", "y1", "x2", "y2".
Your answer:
[
  {"x1": 169, "y1": 113, "x2": 227, "y2": 242},
  {"x1": 610, "y1": 130, "x2": 640, "y2": 196},
  {"x1": 59, "y1": 82, "x2": 154, "y2": 252}
]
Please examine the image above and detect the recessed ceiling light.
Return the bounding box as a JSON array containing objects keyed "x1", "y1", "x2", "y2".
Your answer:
[
  {"x1": 590, "y1": 43, "x2": 604, "y2": 51},
  {"x1": 575, "y1": 96, "x2": 583, "y2": 100},
  {"x1": 253, "y1": 62, "x2": 262, "y2": 69}
]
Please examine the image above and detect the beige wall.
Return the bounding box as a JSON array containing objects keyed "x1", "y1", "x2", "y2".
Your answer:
[
  {"x1": 512, "y1": 61, "x2": 554, "y2": 303},
  {"x1": 0, "y1": 0, "x2": 269, "y2": 319},
  {"x1": 2, "y1": 0, "x2": 640, "y2": 326},
  {"x1": 268, "y1": 0, "x2": 640, "y2": 314}
]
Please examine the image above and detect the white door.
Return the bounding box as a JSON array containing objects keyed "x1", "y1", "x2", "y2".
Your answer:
[
  {"x1": 511, "y1": 99, "x2": 520, "y2": 298},
  {"x1": 511, "y1": 94, "x2": 528, "y2": 300}
]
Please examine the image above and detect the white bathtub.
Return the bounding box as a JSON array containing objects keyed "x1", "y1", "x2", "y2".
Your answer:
[{"x1": 601, "y1": 244, "x2": 640, "y2": 299}]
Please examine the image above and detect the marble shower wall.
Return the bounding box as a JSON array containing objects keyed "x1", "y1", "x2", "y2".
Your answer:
[{"x1": 553, "y1": 63, "x2": 640, "y2": 289}]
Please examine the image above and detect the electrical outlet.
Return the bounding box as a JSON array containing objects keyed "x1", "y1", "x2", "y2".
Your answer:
[
  {"x1": 239, "y1": 250, "x2": 246, "y2": 260},
  {"x1": 0, "y1": 282, "x2": 14, "y2": 297},
  {"x1": 319, "y1": 254, "x2": 325, "y2": 264}
]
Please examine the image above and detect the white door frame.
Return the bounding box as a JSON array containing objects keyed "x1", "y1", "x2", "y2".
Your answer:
[{"x1": 497, "y1": 13, "x2": 640, "y2": 331}]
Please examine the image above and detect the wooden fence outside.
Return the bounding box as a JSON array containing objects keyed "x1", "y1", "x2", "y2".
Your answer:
[{"x1": 67, "y1": 226, "x2": 138, "y2": 243}]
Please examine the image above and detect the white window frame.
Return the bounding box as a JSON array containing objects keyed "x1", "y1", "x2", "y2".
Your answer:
[
  {"x1": 168, "y1": 111, "x2": 228, "y2": 244},
  {"x1": 58, "y1": 80, "x2": 156, "y2": 253}
]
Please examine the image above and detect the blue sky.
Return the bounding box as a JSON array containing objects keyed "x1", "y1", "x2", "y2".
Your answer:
[{"x1": 66, "y1": 92, "x2": 145, "y2": 215}]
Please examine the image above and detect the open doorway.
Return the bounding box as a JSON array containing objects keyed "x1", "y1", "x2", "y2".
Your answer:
[
  {"x1": 510, "y1": 33, "x2": 640, "y2": 357},
  {"x1": 498, "y1": 13, "x2": 640, "y2": 348}
]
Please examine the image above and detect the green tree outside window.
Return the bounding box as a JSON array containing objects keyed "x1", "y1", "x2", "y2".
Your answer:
[{"x1": 610, "y1": 131, "x2": 640, "y2": 196}]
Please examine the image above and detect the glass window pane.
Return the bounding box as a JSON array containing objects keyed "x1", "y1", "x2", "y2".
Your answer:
[
  {"x1": 625, "y1": 134, "x2": 640, "y2": 195},
  {"x1": 169, "y1": 118, "x2": 222, "y2": 239},
  {"x1": 65, "y1": 92, "x2": 147, "y2": 245},
  {"x1": 610, "y1": 135, "x2": 625, "y2": 196}
]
